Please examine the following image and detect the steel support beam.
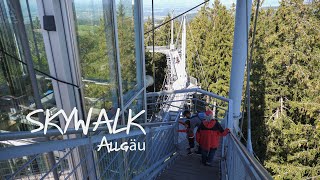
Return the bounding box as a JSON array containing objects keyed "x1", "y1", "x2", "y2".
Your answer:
[{"x1": 229, "y1": 0, "x2": 252, "y2": 131}]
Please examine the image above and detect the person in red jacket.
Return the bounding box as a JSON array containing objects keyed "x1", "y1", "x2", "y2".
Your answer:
[
  {"x1": 196, "y1": 110, "x2": 230, "y2": 166},
  {"x1": 177, "y1": 120, "x2": 194, "y2": 154}
]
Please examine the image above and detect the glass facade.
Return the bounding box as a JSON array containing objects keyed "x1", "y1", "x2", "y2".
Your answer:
[
  {"x1": 0, "y1": 0, "x2": 56, "y2": 133},
  {"x1": 0, "y1": 0, "x2": 146, "y2": 131},
  {"x1": 116, "y1": 0, "x2": 142, "y2": 101},
  {"x1": 73, "y1": 0, "x2": 120, "y2": 119},
  {"x1": 72, "y1": 0, "x2": 145, "y2": 122},
  {"x1": 0, "y1": 0, "x2": 146, "y2": 178}
]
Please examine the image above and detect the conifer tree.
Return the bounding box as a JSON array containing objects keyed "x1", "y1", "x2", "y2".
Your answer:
[
  {"x1": 250, "y1": 0, "x2": 320, "y2": 177},
  {"x1": 194, "y1": 0, "x2": 234, "y2": 97},
  {"x1": 186, "y1": 4, "x2": 211, "y2": 88}
]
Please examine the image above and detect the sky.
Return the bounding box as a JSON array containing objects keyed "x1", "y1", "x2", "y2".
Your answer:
[
  {"x1": 142, "y1": 0, "x2": 280, "y2": 19},
  {"x1": 143, "y1": 0, "x2": 280, "y2": 9}
]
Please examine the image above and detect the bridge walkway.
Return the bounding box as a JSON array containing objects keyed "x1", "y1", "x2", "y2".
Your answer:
[{"x1": 157, "y1": 140, "x2": 223, "y2": 180}]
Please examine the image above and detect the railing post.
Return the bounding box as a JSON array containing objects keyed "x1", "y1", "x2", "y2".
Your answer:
[
  {"x1": 174, "y1": 121, "x2": 178, "y2": 146},
  {"x1": 221, "y1": 117, "x2": 226, "y2": 159},
  {"x1": 224, "y1": 99, "x2": 234, "y2": 179},
  {"x1": 227, "y1": 100, "x2": 233, "y2": 130},
  {"x1": 146, "y1": 127, "x2": 153, "y2": 167},
  {"x1": 86, "y1": 137, "x2": 97, "y2": 179}
]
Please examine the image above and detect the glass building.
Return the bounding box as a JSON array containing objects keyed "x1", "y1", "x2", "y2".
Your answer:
[
  {"x1": 0, "y1": 0, "x2": 146, "y2": 179},
  {"x1": 0, "y1": 0, "x2": 146, "y2": 132}
]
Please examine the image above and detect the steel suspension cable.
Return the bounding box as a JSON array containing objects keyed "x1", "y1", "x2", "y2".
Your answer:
[
  {"x1": 144, "y1": 0, "x2": 209, "y2": 35},
  {"x1": 243, "y1": 0, "x2": 261, "y2": 153},
  {"x1": 186, "y1": 18, "x2": 208, "y2": 90},
  {"x1": 0, "y1": 49, "x2": 80, "y2": 88}
]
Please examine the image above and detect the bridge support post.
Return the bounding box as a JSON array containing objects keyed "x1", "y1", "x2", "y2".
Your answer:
[{"x1": 228, "y1": 0, "x2": 252, "y2": 132}]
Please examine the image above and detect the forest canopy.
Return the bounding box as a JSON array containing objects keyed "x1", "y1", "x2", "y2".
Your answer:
[{"x1": 145, "y1": 0, "x2": 320, "y2": 179}]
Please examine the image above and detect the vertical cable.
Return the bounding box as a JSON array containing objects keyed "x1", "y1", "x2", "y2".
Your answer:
[
  {"x1": 152, "y1": 0, "x2": 155, "y2": 92},
  {"x1": 245, "y1": 0, "x2": 253, "y2": 154},
  {"x1": 246, "y1": 0, "x2": 261, "y2": 154}
]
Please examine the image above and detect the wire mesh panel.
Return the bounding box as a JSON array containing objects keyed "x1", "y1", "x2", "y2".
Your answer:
[
  {"x1": 0, "y1": 123, "x2": 178, "y2": 180},
  {"x1": 224, "y1": 133, "x2": 273, "y2": 180},
  {"x1": 0, "y1": 148, "x2": 74, "y2": 179}
]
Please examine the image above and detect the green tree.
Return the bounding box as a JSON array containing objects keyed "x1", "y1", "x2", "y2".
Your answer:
[
  {"x1": 186, "y1": 4, "x2": 212, "y2": 87},
  {"x1": 265, "y1": 114, "x2": 320, "y2": 179},
  {"x1": 187, "y1": 0, "x2": 234, "y2": 97},
  {"x1": 145, "y1": 52, "x2": 167, "y2": 92},
  {"x1": 117, "y1": 1, "x2": 137, "y2": 93},
  {"x1": 249, "y1": 0, "x2": 320, "y2": 178}
]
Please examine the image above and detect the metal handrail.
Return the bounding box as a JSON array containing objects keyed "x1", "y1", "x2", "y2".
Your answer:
[
  {"x1": 146, "y1": 88, "x2": 230, "y2": 102},
  {"x1": 0, "y1": 124, "x2": 177, "y2": 161},
  {"x1": 226, "y1": 132, "x2": 273, "y2": 180},
  {"x1": 0, "y1": 121, "x2": 176, "y2": 141},
  {"x1": 147, "y1": 97, "x2": 228, "y2": 111}
]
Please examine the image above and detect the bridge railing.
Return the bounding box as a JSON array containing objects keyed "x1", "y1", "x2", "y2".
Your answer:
[
  {"x1": 0, "y1": 88, "x2": 273, "y2": 180},
  {"x1": 146, "y1": 88, "x2": 230, "y2": 123},
  {"x1": 223, "y1": 132, "x2": 273, "y2": 180},
  {"x1": 0, "y1": 120, "x2": 179, "y2": 180}
]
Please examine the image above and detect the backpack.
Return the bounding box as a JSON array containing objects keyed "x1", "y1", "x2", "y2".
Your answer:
[{"x1": 191, "y1": 112, "x2": 205, "y2": 120}]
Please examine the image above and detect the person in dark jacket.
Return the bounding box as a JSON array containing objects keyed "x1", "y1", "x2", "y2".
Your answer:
[
  {"x1": 181, "y1": 110, "x2": 205, "y2": 154},
  {"x1": 196, "y1": 110, "x2": 230, "y2": 166},
  {"x1": 182, "y1": 110, "x2": 202, "y2": 131},
  {"x1": 177, "y1": 120, "x2": 194, "y2": 154}
]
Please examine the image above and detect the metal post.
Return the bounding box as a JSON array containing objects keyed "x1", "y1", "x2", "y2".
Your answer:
[
  {"x1": 7, "y1": 1, "x2": 59, "y2": 179},
  {"x1": 110, "y1": 0, "x2": 125, "y2": 123},
  {"x1": 170, "y1": 10, "x2": 175, "y2": 50},
  {"x1": 171, "y1": 11, "x2": 174, "y2": 45},
  {"x1": 228, "y1": 0, "x2": 252, "y2": 132},
  {"x1": 135, "y1": 0, "x2": 148, "y2": 123},
  {"x1": 181, "y1": 15, "x2": 186, "y2": 65},
  {"x1": 228, "y1": 100, "x2": 233, "y2": 129}
]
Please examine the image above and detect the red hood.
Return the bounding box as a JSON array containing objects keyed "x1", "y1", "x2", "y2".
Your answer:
[{"x1": 202, "y1": 120, "x2": 216, "y2": 128}]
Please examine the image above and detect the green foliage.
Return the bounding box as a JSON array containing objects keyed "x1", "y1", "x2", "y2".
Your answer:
[
  {"x1": 252, "y1": 1, "x2": 320, "y2": 178},
  {"x1": 76, "y1": 0, "x2": 143, "y2": 109},
  {"x1": 26, "y1": 17, "x2": 49, "y2": 74},
  {"x1": 145, "y1": 51, "x2": 167, "y2": 92},
  {"x1": 76, "y1": 18, "x2": 113, "y2": 110},
  {"x1": 78, "y1": 21, "x2": 108, "y2": 80},
  {"x1": 187, "y1": 1, "x2": 234, "y2": 97},
  {"x1": 117, "y1": 2, "x2": 137, "y2": 93},
  {"x1": 265, "y1": 115, "x2": 320, "y2": 179}
]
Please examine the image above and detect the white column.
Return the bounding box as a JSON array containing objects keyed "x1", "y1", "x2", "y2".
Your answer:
[
  {"x1": 229, "y1": 0, "x2": 252, "y2": 131},
  {"x1": 181, "y1": 15, "x2": 186, "y2": 67},
  {"x1": 170, "y1": 10, "x2": 175, "y2": 50}
]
